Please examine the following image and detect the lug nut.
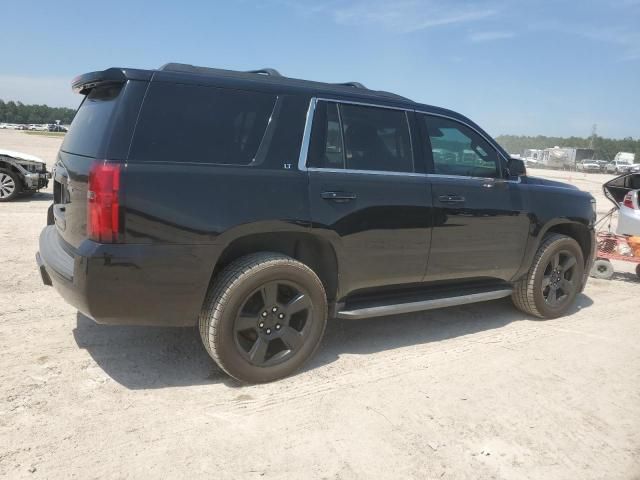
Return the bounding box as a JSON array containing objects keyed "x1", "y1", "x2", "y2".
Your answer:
[
  {"x1": 272, "y1": 306, "x2": 278, "y2": 312},
  {"x1": 259, "y1": 322, "x2": 264, "y2": 328},
  {"x1": 275, "y1": 324, "x2": 281, "y2": 330},
  {"x1": 266, "y1": 328, "x2": 272, "y2": 335},
  {"x1": 278, "y1": 313, "x2": 285, "y2": 319},
  {"x1": 261, "y1": 311, "x2": 268, "y2": 317}
]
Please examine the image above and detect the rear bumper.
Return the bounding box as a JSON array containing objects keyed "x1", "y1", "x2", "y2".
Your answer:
[{"x1": 37, "y1": 225, "x2": 220, "y2": 326}]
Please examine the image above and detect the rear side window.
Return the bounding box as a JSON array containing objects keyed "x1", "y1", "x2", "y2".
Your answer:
[
  {"x1": 130, "y1": 83, "x2": 277, "y2": 165},
  {"x1": 307, "y1": 101, "x2": 413, "y2": 173},
  {"x1": 308, "y1": 102, "x2": 344, "y2": 169},
  {"x1": 61, "y1": 85, "x2": 123, "y2": 158}
]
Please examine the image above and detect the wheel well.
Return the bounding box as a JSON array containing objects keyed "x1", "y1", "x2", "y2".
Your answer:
[
  {"x1": 213, "y1": 233, "x2": 339, "y2": 301},
  {"x1": 545, "y1": 223, "x2": 592, "y2": 264},
  {"x1": 0, "y1": 159, "x2": 24, "y2": 181}
]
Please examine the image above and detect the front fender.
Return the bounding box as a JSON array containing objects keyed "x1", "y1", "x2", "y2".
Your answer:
[{"x1": 512, "y1": 180, "x2": 596, "y2": 283}]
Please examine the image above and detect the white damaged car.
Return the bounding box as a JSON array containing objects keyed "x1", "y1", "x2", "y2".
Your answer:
[
  {"x1": 603, "y1": 173, "x2": 640, "y2": 236},
  {"x1": 0, "y1": 149, "x2": 51, "y2": 201}
]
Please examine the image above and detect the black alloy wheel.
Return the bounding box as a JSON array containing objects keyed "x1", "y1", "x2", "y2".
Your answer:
[
  {"x1": 233, "y1": 280, "x2": 313, "y2": 367},
  {"x1": 199, "y1": 253, "x2": 328, "y2": 383},
  {"x1": 541, "y1": 250, "x2": 578, "y2": 307},
  {"x1": 512, "y1": 233, "x2": 584, "y2": 319}
]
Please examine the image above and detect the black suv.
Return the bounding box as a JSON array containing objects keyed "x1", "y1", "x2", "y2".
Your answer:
[{"x1": 37, "y1": 64, "x2": 596, "y2": 383}]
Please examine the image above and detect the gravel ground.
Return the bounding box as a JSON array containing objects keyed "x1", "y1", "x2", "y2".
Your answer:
[{"x1": 1, "y1": 129, "x2": 639, "y2": 479}]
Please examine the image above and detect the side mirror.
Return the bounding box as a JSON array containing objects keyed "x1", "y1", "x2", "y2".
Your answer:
[{"x1": 507, "y1": 158, "x2": 526, "y2": 177}]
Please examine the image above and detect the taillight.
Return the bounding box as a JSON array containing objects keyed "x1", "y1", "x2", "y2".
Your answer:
[
  {"x1": 622, "y1": 192, "x2": 636, "y2": 210},
  {"x1": 87, "y1": 162, "x2": 121, "y2": 243}
]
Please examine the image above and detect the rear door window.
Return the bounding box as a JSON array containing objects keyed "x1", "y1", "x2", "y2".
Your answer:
[
  {"x1": 61, "y1": 85, "x2": 123, "y2": 158},
  {"x1": 307, "y1": 102, "x2": 344, "y2": 169},
  {"x1": 307, "y1": 101, "x2": 413, "y2": 173},
  {"x1": 130, "y1": 82, "x2": 277, "y2": 165},
  {"x1": 340, "y1": 104, "x2": 413, "y2": 173}
]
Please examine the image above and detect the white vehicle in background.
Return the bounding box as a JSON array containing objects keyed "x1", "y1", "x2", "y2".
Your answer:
[
  {"x1": 576, "y1": 159, "x2": 600, "y2": 172},
  {"x1": 606, "y1": 152, "x2": 636, "y2": 174},
  {"x1": 616, "y1": 152, "x2": 635, "y2": 163},
  {"x1": 618, "y1": 189, "x2": 640, "y2": 235},
  {"x1": 522, "y1": 148, "x2": 542, "y2": 166},
  {"x1": 0, "y1": 123, "x2": 9, "y2": 129},
  {"x1": 607, "y1": 160, "x2": 633, "y2": 174}
]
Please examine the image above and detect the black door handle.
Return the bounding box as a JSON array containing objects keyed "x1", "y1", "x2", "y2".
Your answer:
[
  {"x1": 321, "y1": 191, "x2": 357, "y2": 202},
  {"x1": 438, "y1": 194, "x2": 465, "y2": 204}
]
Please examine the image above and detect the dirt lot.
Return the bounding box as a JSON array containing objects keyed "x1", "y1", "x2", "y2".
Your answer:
[{"x1": 1, "y1": 129, "x2": 639, "y2": 479}]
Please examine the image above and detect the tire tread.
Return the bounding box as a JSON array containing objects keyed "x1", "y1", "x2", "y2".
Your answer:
[{"x1": 198, "y1": 252, "x2": 326, "y2": 382}]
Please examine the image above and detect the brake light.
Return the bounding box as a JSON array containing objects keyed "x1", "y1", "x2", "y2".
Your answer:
[
  {"x1": 87, "y1": 162, "x2": 121, "y2": 243},
  {"x1": 623, "y1": 192, "x2": 636, "y2": 210}
]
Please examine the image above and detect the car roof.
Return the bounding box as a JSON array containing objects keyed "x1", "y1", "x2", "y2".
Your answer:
[
  {"x1": 74, "y1": 63, "x2": 468, "y2": 119},
  {"x1": 71, "y1": 63, "x2": 509, "y2": 157}
]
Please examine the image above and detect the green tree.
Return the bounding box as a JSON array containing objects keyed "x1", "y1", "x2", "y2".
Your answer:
[{"x1": 0, "y1": 99, "x2": 76, "y2": 124}]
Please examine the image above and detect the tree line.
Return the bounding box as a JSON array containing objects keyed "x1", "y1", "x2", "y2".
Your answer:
[
  {"x1": 0, "y1": 99, "x2": 76, "y2": 125},
  {"x1": 496, "y1": 134, "x2": 640, "y2": 161}
]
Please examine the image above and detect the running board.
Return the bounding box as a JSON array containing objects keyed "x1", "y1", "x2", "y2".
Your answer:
[{"x1": 336, "y1": 288, "x2": 513, "y2": 320}]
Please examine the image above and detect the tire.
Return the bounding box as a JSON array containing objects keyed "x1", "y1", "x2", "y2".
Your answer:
[
  {"x1": 199, "y1": 252, "x2": 328, "y2": 383},
  {"x1": 512, "y1": 233, "x2": 584, "y2": 319},
  {"x1": 0, "y1": 169, "x2": 21, "y2": 202},
  {"x1": 635, "y1": 264, "x2": 640, "y2": 279},
  {"x1": 590, "y1": 259, "x2": 614, "y2": 280}
]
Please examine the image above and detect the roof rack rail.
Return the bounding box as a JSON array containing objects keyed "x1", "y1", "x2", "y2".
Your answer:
[
  {"x1": 159, "y1": 63, "x2": 283, "y2": 78},
  {"x1": 245, "y1": 68, "x2": 282, "y2": 77},
  {"x1": 336, "y1": 81, "x2": 367, "y2": 89}
]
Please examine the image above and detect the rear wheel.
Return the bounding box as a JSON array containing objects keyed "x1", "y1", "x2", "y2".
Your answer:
[
  {"x1": 590, "y1": 259, "x2": 614, "y2": 280},
  {"x1": 512, "y1": 233, "x2": 584, "y2": 319},
  {"x1": 0, "y1": 169, "x2": 21, "y2": 202},
  {"x1": 635, "y1": 264, "x2": 640, "y2": 279},
  {"x1": 199, "y1": 253, "x2": 327, "y2": 383}
]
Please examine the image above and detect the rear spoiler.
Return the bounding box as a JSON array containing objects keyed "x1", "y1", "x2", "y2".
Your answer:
[{"x1": 71, "y1": 68, "x2": 153, "y2": 95}]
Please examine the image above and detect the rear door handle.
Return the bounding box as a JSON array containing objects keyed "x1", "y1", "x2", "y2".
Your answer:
[
  {"x1": 438, "y1": 194, "x2": 465, "y2": 204},
  {"x1": 321, "y1": 191, "x2": 357, "y2": 202}
]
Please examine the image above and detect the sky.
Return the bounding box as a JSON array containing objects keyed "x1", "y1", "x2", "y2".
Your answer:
[{"x1": 2, "y1": 0, "x2": 639, "y2": 138}]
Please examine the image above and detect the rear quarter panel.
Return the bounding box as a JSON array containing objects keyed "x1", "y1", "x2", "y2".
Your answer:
[{"x1": 121, "y1": 165, "x2": 310, "y2": 245}]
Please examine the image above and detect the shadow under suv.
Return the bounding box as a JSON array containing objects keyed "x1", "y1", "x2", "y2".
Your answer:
[{"x1": 37, "y1": 63, "x2": 596, "y2": 383}]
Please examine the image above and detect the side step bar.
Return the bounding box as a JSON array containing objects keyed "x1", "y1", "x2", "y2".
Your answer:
[{"x1": 336, "y1": 288, "x2": 513, "y2": 320}]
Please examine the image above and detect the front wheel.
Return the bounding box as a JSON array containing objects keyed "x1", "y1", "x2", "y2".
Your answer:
[
  {"x1": 512, "y1": 234, "x2": 584, "y2": 319},
  {"x1": 199, "y1": 253, "x2": 327, "y2": 383},
  {"x1": 0, "y1": 169, "x2": 21, "y2": 202}
]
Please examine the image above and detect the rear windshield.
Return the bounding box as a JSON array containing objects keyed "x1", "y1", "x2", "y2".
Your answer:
[
  {"x1": 61, "y1": 85, "x2": 123, "y2": 158},
  {"x1": 129, "y1": 82, "x2": 277, "y2": 165}
]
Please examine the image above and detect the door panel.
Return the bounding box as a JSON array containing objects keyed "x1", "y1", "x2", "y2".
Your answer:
[
  {"x1": 425, "y1": 176, "x2": 529, "y2": 281},
  {"x1": 418, "y1": 113, "x2": 530, "y2": 282},
  {"x1": 309, "y1": 170, "x2": 433, "y2": 295}
]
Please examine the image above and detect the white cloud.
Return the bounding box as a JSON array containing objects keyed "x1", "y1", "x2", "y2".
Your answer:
[
  {"x1": 287, "y1": 0, "x2": 498, "y2": 33},
  {"x1": 469, "y1": 30, "x2": 514, "y2": 42},
  {"x1": 0, "y1": 75, "x2": 79, "y2": 108}
]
